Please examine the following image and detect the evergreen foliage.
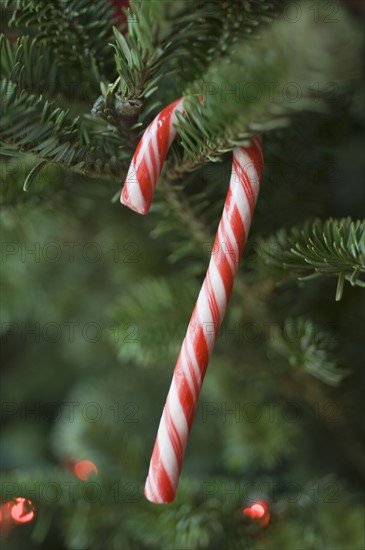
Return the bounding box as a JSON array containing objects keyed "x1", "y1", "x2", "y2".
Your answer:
[
  {"x1": 257, "y1": 218, "x2": 365, "y2": 300},
  {"x1": 1, "y1": 1, "x2": 364, "y2": 549}
]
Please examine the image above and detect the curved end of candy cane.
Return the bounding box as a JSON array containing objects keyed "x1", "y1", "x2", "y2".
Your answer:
[
  {"x1": 120, "y1": 185, "x2": 150, "y2": 215},
  {"x1": 144, "y1": 478, "x2": 176, "y2": 505},
  {"x1": 144, "y1": 446, "x2": 178, "y2": 504}
]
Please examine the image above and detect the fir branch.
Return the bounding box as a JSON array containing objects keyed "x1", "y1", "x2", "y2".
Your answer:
[
  {"x1": 112, "y1": 1, "x2": 168, "y2": 101},
  {"x1": 268, "y1": 317, "x2": 350, "y2": 387},
  {"x1": 151, "y1": 177, "x2": 215, "y2": 271},
  {"x1": 98, "y1": 0, "x2": 227, "y2": 127},
  {"x1": 257, "y1": 218, "x2": 365, "y2": 300},
  {"x1": 170, "y1": 2, "x2": 363, "y2": 175},
  {"x1": 163, "y1": 0, "x2": 279, "y2": 87},
  {"x1": 113, "y1": 0, "x2": 278, "y2": 101},
  {"x1": 110, "y1": 277, "x2": 199, "y2": 368},
  {"x1": 0, "y1": 79, "x2": 130, "y2": 177},
  {"x1": 5, "y1": 0, "x2": 115, "y2": 80},
  {"x1": 95, "y1": 0, "x2": 279, "y2": 132},
  {"x1": 1, "y1": 34, "x2": 61, "y2": 97},
  {"x1": 92, "y1": 1, "x2": 172, "y2": 131}
]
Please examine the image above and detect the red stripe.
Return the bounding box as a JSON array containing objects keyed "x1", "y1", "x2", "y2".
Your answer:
[
  {"x1": 204, "y1": 272, "x2": 221, "y2": 333},
  {"x1": 172, "y1": 359, "x2": 197, "y2": 428},
  {"x1": 134, "y1": 157, "x2": 153, "y2": 203},
  {"x1": 179, "y1": 341, "x2": 200, "y2": 399},
  {"x1": 187, "y1": 316, "x2": 209, "y2": 381},
  {"x1": 233, "y1": 156, "x2": 256, "y2": 217},
  {"x1": 218, "y1": 217, "x2": 238, "y2": 273},
  {"x1": 215, "y1": 247, "x2": 236, "y2": 304},
  {"x1": 157, "y1": 99, "x2": 184, "y2": 157},
  {"x1": 225, "y1": 191, "x2": 247, "y2": 255},
  {"x1": 246, "y1": 141, "x2": 263, "y2": 181},
  {"x1": 148, "y1": 140, "x2": 157, "y2": 182},
  {"x1": 151, "y1": 441, "x2": 175, "y2": 503},
  {"x1": 240, "y1": 169, "x2": 256, "y2": 218}
]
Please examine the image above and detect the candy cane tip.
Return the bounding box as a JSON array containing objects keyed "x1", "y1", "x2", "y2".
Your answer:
[
  {"x1": 144, "y1": 475, "x2": 177, "y2": 504},
  {"x1": 144, "y1": 490, "x2": 175, "y2": 505},
  {"x1": 144, "y1": 486, "x2": 166, "y2": 505},
  {"x1": 120, "y1": 190, "x2": 149, "y2": 215}
]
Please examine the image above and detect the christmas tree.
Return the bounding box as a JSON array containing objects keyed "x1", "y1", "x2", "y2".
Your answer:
[{"x1": 1, "y1": 0, "x2": 364, "y2": 548}]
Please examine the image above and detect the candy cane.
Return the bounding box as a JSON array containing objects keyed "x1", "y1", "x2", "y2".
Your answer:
[
  {"x1": 121, "y1": 97, "x2": 185, "y2": 214},
  {"x1": 121, "y1": 98, "x2": 264, "y2": 503}
]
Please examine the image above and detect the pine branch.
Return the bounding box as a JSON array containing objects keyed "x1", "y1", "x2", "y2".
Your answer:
[
  {"x1": 268, "y1": 317, "x2": 350, "y2": 387},
  {"x1": 170, "y1": 1, "x2": 363, "y2": 175},
  {"x1": 257, "y1": 218, "x2": 365, "y2": 301}
]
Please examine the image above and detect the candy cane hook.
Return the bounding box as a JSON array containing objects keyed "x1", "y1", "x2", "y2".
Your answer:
[
  {"x1": 121, "y1": 97, "x2": 185, "y2": 214},
  {"x1": 120, "y1": 98, "x2": 264, "y2": 503}
]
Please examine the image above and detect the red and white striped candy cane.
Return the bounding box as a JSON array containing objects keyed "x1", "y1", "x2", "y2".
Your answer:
[
  {"x1": 121, "y1": 97, "x2": 185, "y2": 214},
  {"x1": 120, "y1": 98, "x2": 264, "y2": 503}
]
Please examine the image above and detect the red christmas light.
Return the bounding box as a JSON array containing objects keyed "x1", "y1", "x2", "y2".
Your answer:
[
  {"x1": 242, "y1": 500, "x2": 270, "y2": 526},
  {"x1": 9, "y1": 498, "x2": 35, "y2": 524},
  {"x1": 74, "y1": 460, "x2": 98, "y2": 481}
]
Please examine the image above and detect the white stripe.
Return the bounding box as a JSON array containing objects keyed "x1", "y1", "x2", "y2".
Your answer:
[
  {"x1": 207, "y1": 255, "x2": 227, "y2": 314},
  {"x1": 233, "y1": 149, "x2": 260, "y2": 201},
  {"x1": 131, "y1": 129, "x2": 155, "y2": 184},
  {"x1": 248, "y1": 164, "x2": 260, "y2": 201},
  {"x1": 169, "y1": 99, "x2": 185, "y2": 145},
  {"x1": 229, "y1": 168, "x2": 252, "y2": 236},
  {"x1": 149, "y1": 469, "x2": 163, "y2": 503},
  {"x1": 179, "y1": 343, "x2": 199, "y2": 400},
  {"x1": 167, "y1": 380, "x2": 189, "y2": 447},
  {"x1": 152, "y1": 129, "x2": 161, "y2": 174},
  {"x1": 145, "y1": 149, "x2": 155, "y2": 182},
  {"x1": 195, "y1": 289, "x2": 215, "y2": 353},
  {"x1": 145, "y1": 117, "x2": 161, "y2": 179},
  {"x1": 220, "y1": 209, "x2": 240, "y2": 270},
  {"x1": 217, "y1": 217, "x2": 238, "y2": 274},
  {"x1": 144, "y1": 479, "x2": 153, "y2": 500},
  {"x1": 216, "y1": 222, "x2": 234, "y2": 270},
  {"x1": 184, "y1": 334, "x2": 203, "y2": 390},
  {"x1": 134, "y1": 124, "x2": 154, "y2": 171},
  {"x1": 157, "y1": 415, "x2": 179, "y2": 487},
  {"x1": 123, "y1": 163, "x2": 147, "y2": 213}
]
